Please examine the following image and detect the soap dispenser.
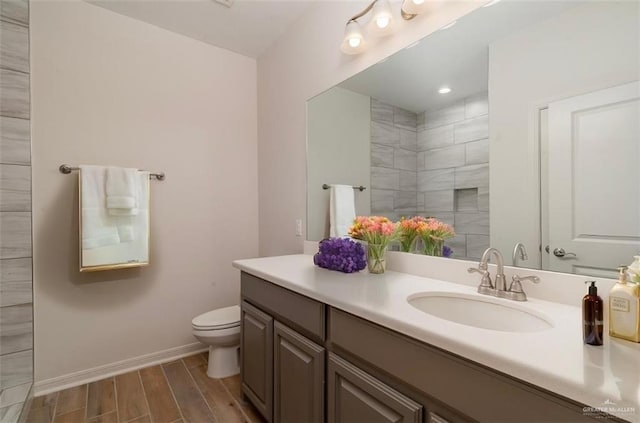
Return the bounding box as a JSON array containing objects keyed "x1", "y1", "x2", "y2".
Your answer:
[
  {"x1": 628, "y1": 256, "x2": 640, "y2": 283},
  {"x1": 583, "y1": 281, "x2": 603, "y2": 346},
  {"x1": 609, "y1": 266, "x2": 640, "y2": 343}
]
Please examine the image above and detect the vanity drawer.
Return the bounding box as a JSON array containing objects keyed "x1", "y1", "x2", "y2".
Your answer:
[
  {"x1": 241, "y1": 272, "x2": 325, "y2": 343},
  {"x1": 328, "y1": 307, "x2": 612, "y2": 423}
]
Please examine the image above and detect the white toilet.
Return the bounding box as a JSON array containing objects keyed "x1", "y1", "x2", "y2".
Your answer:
[{"x1": 192, "y1": 305, "x2": 241, "y2": 379}]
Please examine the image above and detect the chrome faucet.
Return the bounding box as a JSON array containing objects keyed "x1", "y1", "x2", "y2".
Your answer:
[
  {"x1": 468, "y1": 247, "x2": 540, "y2": 301},
  {"x1": 512, "y1": 243, "x2": 528, "y2": 266},
  {"x1": 480, "y1": 247, "x2": 507, "y2": 295}
]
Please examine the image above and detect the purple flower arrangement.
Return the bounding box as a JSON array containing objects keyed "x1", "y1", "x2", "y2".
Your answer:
[{"x1": 313, "y1": 238, "x2": 366, "y2": 273}]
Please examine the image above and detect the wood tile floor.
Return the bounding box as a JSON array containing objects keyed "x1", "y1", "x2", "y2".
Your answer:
[{"x1": 26, "y1": 352, "x2": 266, "y2": 423}]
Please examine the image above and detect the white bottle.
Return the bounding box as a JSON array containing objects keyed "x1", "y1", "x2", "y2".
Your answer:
[{"x1": 609, "y1": 266, "x2": 640, "y2": 343}]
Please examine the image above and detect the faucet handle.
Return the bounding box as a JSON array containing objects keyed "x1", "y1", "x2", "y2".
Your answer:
[
  {"x1": 468, "y1": 267, "x2": 494, "y2": 295},
  {"x1": 507, "y1": 274, "x2": 540, "y2": 301},
  {"x1": 467, "y1": 267, "x2": 485, "y2": 275},
  {"x1": 511, "y1": 274, "x2": 540, "y2": 285}
]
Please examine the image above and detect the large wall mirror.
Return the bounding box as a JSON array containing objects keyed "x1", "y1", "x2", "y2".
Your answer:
[{"x1": 307, "y1": 0, "x2": 639, "y2": 278}]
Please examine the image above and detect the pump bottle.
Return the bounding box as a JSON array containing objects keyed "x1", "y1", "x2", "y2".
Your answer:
[
  {"x1": 583, "y1": 281, "x2": 603, "y2": 346},
  {"x1": 609, "y1": 266, "x2": 640, "y2": 343}
]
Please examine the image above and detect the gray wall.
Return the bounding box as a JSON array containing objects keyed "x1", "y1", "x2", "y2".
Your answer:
[
  {"x1": 369, "y1": 94, "x2": 489, "y2": 260},
  {"x1": 416, "y1": 93, "x2": 490, "y2": 259},
  {"x1": 0, "y1": 0, "x2": 33, "y2": 419},
  {"x1": 369, "y1": 98, "x2": 418, "y2": 222}
]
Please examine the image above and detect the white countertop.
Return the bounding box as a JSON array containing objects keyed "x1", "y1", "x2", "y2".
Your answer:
[{"x1": 233, "y1": 254, "x2": 640, "y2": 422}]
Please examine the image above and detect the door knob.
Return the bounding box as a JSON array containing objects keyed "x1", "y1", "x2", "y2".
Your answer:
[{"x1": 553, "y1": 248, "x2": 577, "y2": 258}]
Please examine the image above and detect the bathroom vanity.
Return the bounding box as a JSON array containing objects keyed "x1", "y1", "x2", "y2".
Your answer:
[{"x1": 234, "y1": 255, "x2": 639, "y2": 423}]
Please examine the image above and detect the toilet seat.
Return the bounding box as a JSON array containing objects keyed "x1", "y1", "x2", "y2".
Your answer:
[{"x1": 192, "y1": 305, "x2": 240, "y2": 330}]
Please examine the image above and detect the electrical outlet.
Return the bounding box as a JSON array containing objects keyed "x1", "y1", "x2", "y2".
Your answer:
[{"x1": 295, "y1": 219, "x2": 303, "y2": 237}]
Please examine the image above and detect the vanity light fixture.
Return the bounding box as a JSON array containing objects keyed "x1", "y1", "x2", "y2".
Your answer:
[
  {"x1": 341, "y1": 0, "x2": 429, "y2": 55},
  {"x1": 401, "y1": 0, "x2": 429, "y2": 19},
  {"x1": 341, "y1": 20, "x2": 367, "y2": 54},
  {"x1": 371, "y1": 0, "x2": 394, "y2": 32},
  {"x1": 438, "y1": 87, "x2": 452, "y2": 94}
]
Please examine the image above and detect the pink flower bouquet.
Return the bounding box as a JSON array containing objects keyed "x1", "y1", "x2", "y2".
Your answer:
[
  {"x1": 397, "y1": 216, "x2": 428, "y2": 252},
  {"x1": 348, "y1": 216, "x2": 398, "y2": 247},
  {"x1": 349, "y1": 216, "x2": 398, "y2": 273},
  {"x1": 417, "y1": 218, "x2": 455, "y2": 256}
]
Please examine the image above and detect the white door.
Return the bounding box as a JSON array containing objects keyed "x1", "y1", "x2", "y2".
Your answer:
[{"x1": 545, "y1": 81, "x2": 640, "y2": 277}]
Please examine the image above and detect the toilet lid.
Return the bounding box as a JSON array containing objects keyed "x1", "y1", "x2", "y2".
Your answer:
[{"x1": 192, "y1": 305, "x2": 240, "y2": 330}]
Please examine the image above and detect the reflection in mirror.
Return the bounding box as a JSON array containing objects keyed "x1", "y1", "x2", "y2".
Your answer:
[{"x1": 306, "y1": 0, "x2": 639, "y2": 278}]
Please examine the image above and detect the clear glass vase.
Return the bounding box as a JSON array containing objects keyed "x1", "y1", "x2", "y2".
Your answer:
[
  {"x1": 422, "y1": 237, "x2": 444, "y2": 257},
  {"x1": 367, "y1": 243, "x2": 387, "y2": 274},
  {"x1": 411, "y1": 237, "x2": 424, "y2": 254},
  {"x1": 399, "y1": 234, "x2": 418, "y2": 253}
]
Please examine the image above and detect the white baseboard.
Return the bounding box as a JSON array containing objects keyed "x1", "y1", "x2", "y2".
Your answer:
[{"x1": 33, "y1": 342, "x2": 208, "y2": 396}]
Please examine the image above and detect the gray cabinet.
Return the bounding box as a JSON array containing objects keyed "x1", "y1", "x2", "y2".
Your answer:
[
  {"x1": 241, "y1": 300, "x2": 273, "y2": 422},
  {"x1": 273, "y1": 321, "x2": 325, "y2": 423},
  {"x1": 241, "y1": 272, "x2": 326, "y2": 423},
  {"x1": 329, "y1": 307, "x2": 617, "y2": 423},
  {"x1": 241, "y1": 272, "x2": 621, "y2": 423},
  {"x1": 328, "y1": 353, "x2": 423, "y2": 423}
]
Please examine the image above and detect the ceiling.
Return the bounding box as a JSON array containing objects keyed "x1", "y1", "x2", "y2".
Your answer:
[
  {"x1": 338, "y1": 0, "x2": 584, "y2": 113},
  {"x1": 90, "y1": 0, "x2": 313, "y2": 58}
]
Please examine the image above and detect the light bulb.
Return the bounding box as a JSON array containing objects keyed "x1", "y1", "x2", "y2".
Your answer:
[
  {"x1": 370, "y1": 0, "x2": 393, "y2": 34},
  {"x1": 438, "y1": 87, "x2": 452, "y2": 94},
  {"x1": 412, "y1": 0, "x2": 425, "y2": 5},
  {"x1": 376, "y1": 16, "x2": 390, "y2": 29},
  {"x1": 341, "y1": 20, "x2": 366, "y2": 54}
]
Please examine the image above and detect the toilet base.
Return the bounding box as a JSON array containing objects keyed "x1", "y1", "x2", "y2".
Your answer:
[{"x1": 206, "y1": 344, "x2": 240, "y2": 379}]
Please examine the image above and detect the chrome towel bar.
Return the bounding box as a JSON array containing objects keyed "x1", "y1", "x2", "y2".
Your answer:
[
  {"x1": 322, "y1": 183, "x2": 366, "y2": 192},
  {"x1": 59, "y1": 164, "x2": 165, "y2": 181}
]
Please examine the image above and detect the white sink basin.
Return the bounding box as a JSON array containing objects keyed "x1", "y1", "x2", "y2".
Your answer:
[{"x1": 407, "y1": 292, "x2": 553, "y2": 333}]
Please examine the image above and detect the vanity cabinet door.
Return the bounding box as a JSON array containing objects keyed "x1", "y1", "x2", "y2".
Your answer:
[
  {"x1": 241, "y1": 301, "x2": 273, "y2": 423},
  {"x1": 273, "y1": 321, "x2": 325, "y2": 423},
  {"x1": 327, "y1": 353, "x2": 423, "y2": 423}
]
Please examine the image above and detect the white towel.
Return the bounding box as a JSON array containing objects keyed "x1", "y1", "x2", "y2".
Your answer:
[
  {"x1": 329, "y1": 185, "x2": 356, "y2": 238},
  {"x1": 106, "y1": 166, "x2": 139, "y2": 215},
  {"x1": 117, "y1": 225, "x2": 134, "y2": 243},
  {"x1": 114, "y1": 171, "x2": 149, "y2": 243},
  {"x1": 80, "y1": 165, "x2": 120, "y2": 249}
]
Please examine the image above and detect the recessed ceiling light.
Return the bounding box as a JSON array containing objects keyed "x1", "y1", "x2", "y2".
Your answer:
[
  {"x1": 483, "y1": 0, "x2": 501, "y2": 7},
  {"x1": 440, "y1": 20, "x2": 457, "y2": 30},
  {"x1": 438, "y1": 87, "x2": 452, "y2": 94}
]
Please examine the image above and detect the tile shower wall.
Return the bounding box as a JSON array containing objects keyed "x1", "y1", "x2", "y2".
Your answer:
[
  {"x1": 416, "y1": 92, "x2": 489, "y2": 260},
  {"x1": 0, "y1": 0, "x2": 33, "y2": 421},
  {"x1": 370, "y1": 98, "x2": 418, "y2": 223}
]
